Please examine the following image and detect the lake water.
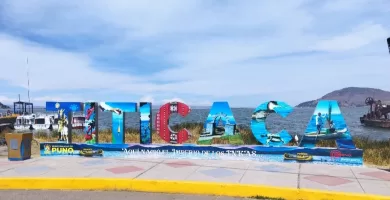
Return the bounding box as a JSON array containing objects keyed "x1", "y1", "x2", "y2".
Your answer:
[{"x1": 2, "y1": 107, "x2": 390, "y2": 141}]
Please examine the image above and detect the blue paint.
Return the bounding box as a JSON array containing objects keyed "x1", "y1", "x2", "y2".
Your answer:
[
  {"x1": 200, "y1": 102, "x2": 241, "y2": 143},
  {"x1": 46, "y1": 102, "x2": 82, "y2": 112},
  {"x1": 39, "y1": 142, "x2": 364, "y2": 166},
  {"x1": 84, "y1": 102, "x2": 97, "y2": 144},
  {"x1": 251, "y1": 101, "x2": 293, "y2": 146},
  {"x1": 140, "y1": 102, "x2": 152, "y2": 144},
  {"x1": 99, "y1": 102, "x2": 137, "y2": 144},
  {"x1": 336, "y1": 139, "x2": 356, "y2": 149},
  {"x1": 8, "y1": 158, "x2": 23, "y2": 161},
  {"x1": 46, "y1": 101, "x2": 83, "y2": 119},
  {"x1": 20, "y1": 139, "x2": 24, "y2": 158},
  {"x1": 301, "y1": 100, "x2": 355, "y2": 147}
]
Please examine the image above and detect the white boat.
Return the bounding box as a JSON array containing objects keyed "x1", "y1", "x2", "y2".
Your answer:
[
  {"x1": 14, "y1": 113, "x2": 85, "y2": 130},
  {"x1": 71, "y1": 113, "x2": 85, "y2": 129},
  {"x1": 14, "y1": 113, "x2": 58, "y2": 130},
  {"x1": 14, "y1": 114, "x2": 35, "y2": 130},
  {"x1": 34, "y1": 114, "x2": 59, "y2": 130}
]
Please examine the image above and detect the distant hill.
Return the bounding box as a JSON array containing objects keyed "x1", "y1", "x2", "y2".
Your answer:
[
  {"x1": 0, "y1": 102, "x2": 10, "y2": 109},
  {"x1": 296, "y1": 87, "x2": 390, "y2": 107}
]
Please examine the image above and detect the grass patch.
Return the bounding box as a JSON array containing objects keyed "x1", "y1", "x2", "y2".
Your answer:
[
  {"x1": 251, "y1": 195, "x2": 285, "y2": 200},
  {"x1": 2, "y1": 122, "x2": 389, "y2": 168},
  {"x1": 197, "y1": 139, "x2": 213, "y2": 145},
  {"x1": 225, "y1": 134, "x2": 245, "y2": 145}
]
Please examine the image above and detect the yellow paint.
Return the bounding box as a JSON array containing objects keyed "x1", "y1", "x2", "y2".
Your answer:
[
  {"x1": 0, "y1": 114, "x2": 19, "y2": 119},
  {"x1": 0, "y1": 178, "x2": 389, "y2": 200}
]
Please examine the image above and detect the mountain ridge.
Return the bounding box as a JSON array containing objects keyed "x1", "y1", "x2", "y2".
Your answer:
[
  {"x1": 0, "y1": 102, "x2": 10, "y2": 109},
  {"x1": 296, "y1": 87, "x2": 390, "y2": 107}
]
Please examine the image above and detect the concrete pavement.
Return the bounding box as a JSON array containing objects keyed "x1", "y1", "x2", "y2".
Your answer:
[{"x1": 0, "y1": 156, "x2": 389, "y2": 199}]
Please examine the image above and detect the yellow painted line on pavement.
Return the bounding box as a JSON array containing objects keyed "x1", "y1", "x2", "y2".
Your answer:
[{"x1": 0, "y1": 178, "x2": 388, "y2": 200}]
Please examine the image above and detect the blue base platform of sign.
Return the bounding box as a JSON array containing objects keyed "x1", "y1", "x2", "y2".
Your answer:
[
  {"x1": 40, "y1": 143, "x2": 363, "y2": 166},
  {"x1": 8, "y1": 157, "x2": 30, "y2": 161}
]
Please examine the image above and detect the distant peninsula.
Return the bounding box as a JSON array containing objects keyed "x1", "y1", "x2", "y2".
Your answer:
[
  {"x1": 296, "y1": 87, "x2": 390, "y2": 107},
  {"x1": 0, "y1": 102, "x2": 10, "y2": 109}
]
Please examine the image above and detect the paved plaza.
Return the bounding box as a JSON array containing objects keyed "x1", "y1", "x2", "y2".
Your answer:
[{"x1": 0, "y1": 156, "x2": 389, "y2": 199}]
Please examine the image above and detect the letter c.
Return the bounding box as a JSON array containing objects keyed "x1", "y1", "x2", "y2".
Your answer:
[{"x1": 155, "y1": 102, "x2": 191, "y2": 144}]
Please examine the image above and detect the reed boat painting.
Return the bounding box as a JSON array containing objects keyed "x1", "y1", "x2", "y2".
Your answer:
[{"x1": 299, "y1": 100, "x2": 352, "y2": 146}]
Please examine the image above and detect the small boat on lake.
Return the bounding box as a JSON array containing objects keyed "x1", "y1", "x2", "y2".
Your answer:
[{"x1": 360, "y1": 97, "x2": 390, "y2": 128}]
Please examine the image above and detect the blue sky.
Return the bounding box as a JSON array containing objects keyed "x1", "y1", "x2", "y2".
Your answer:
[{"x1": 0, "y1": 0, "x2": 389, "y2": 107}]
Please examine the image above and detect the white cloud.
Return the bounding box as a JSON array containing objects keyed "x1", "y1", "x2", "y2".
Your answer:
[
  {"x1": 0, "y1": 96, "x2": 17, "y2": 105},
  {"x1": 189, "y1": 100, "x2": 212, "y2": 106},
  {"x1": 313, "y1": 23, "x2": 389, "y2": 52},
  {"x1": 0, "y1": 34, "x2": 143, "y2": 91},
  {"x1": 31, "y1": 95, "x2": 87, "y2": 105},
  {"x1": 32, "y1": 96, "x2": 63, "y2": 102},
  {"x1": 322, "y1": 0, "x2": 388, "y2": 12},
  {"x1": 139, "y1": 95, "x2": 155, "y2": 104},
  {"x1": 140, "y1": 116, "x2": 150, "y2": 121},
  {"x1": 159, "y1": 98, "x2": 211, "y2": 107},
  {"x1": 0, "y1": 95, "x2": 74, "y2": 107},
  {"x1": 161, "y1": 98, "x2": 186, "y2": 104},
  {"x1": 0, "y1": 0, "x2": 389, "y2": 106}
]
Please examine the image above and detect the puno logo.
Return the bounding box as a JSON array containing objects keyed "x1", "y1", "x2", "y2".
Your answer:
[
  {"x1": 51, "y1": 146, "x2": 74, "y2": 154},
  {"x1": 44, "y1": 144, "x2": 51, "y2": 154}
]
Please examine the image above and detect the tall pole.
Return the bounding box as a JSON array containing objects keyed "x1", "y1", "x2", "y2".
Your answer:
[{"x1": 26, "y1": 57, "x2": 30, "y2": 103}]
